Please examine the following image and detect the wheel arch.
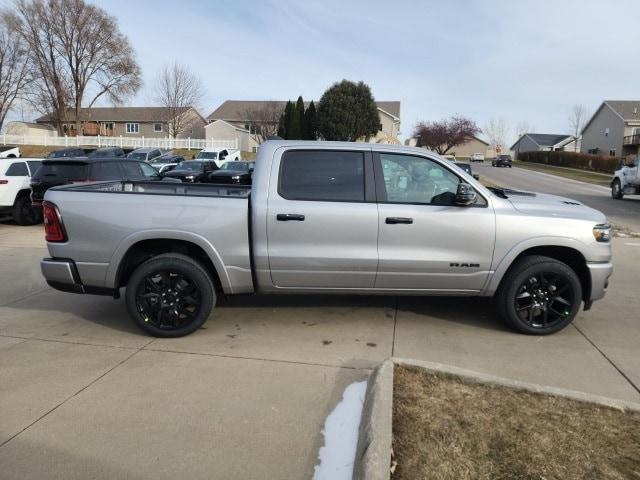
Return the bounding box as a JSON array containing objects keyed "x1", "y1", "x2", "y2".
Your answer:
[
  {"x1": 487, "y1": 241, "x2": 591, "y2": 303},
  {"x1": 108, "y1": 232, "x2": 232, "y2": 294}
]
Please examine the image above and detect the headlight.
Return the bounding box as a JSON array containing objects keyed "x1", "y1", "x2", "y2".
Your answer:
[
  {"x1": 593, "y1": 223, "x2": 611, "y2": 242},
  {"x1": 232, "y1": 175, "x2": 241, "y2": 180},
  {"x1": 185, "y1": 175, "x2": 195, "y2": 181}
]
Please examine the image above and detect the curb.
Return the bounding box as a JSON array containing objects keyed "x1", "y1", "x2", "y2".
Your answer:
[
  {"x1": 352, "y1": 359, "x2": 393, "y2": 480},
  {"x1": 352, "y1": 357, "x2": 640, "y2": 480}
]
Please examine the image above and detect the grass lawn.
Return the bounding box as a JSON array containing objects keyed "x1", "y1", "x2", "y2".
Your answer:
[
  {"x1": 514, "y1": 161, "x2": 613, "y2": 187},
  {"x1": 392, "y1": 365, "x2": 640, "y2": 480}
]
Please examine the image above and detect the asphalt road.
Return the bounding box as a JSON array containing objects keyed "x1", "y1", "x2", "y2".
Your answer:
[{"x1": 475, "y1": 163, "x2": 640, "y2": 233}]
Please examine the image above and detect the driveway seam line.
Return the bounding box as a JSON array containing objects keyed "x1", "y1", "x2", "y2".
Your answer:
[
  {"x1": 0, "y1": 334, "x2": 141, "y2": 350},
  {"x1": 0, "y1": 338, "x2": 155, "y2": 449},
  {"x1": 573, "y1": 324, "x2": 640, "y2": 396},
  {"x1": 391, "y1": 296, "x2": 398, "y2": 356},
  {"x1": 1, "y1": 287, "x2": 51, "y2": 307},
  {"x1": 142, "y1": 346, "x2": 373, "y2": 371}
]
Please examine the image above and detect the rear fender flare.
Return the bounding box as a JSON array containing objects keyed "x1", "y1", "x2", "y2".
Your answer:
[{"x1": 105, "y1": 229, "x2": 232, "y2": 292}]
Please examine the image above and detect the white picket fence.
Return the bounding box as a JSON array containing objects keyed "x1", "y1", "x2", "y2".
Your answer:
[{"x1": 0, "y1": 133, "x2": 237, "y2": 151}]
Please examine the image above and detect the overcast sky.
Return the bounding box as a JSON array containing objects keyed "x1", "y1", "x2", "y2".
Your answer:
[{"x1": 8, "y1": 0, "x2": 640, "y2": 142}]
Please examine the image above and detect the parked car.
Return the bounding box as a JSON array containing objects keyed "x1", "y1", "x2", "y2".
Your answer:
[
  {"x1": 30, "y1": 158, "x2": 170, "y2": 205},
  {"x1": 470, "y1": 153, "x2": 485, "y2": 162},
  {"x1": 0, "y1": 146, "x2": 21, "y2": 158},
  {"x1": 492, "y1": 154, "x2": 513, "y2": 168},
  {"x1": 39, "y1": 141, "x2": 612, "y2": 338},
  {"x1": 0, "y1": 158, "x2": 43, "y2": 224},
  {"x1": 127, "y1": 147, "x2": 164, "y2": 162},
  {"x1": 611, "y1": 156, "x2": 639, "y2": 199},
  {"x1": 148, "y1": 154, "x2": 184, "y2": 174},
  {"x1": 453, "y1": 162, "x2": 480, "y2": 180},
  {"x1": 208, "y1": 161, "x2": 255, "y2": 185},
  {"x1": 196, "y1": 148, "x2": 241, "y2": 167},
  {"x1": 46, "y1": 148, "x2": 86, "y2": 159},
  {"x1": 87, "y1": 147, "x2": 125, "y2": 158},
  {"x1": 162, "y1": 160, "x2": 218, "y2": 183}
]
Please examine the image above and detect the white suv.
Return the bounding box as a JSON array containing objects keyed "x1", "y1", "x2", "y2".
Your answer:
[
  {"x1": 0, "y1": 159, "x2": 43, "y2": 225},
  {"x1": 470, "y1": 153, "x2": 485, "y2": 162}
]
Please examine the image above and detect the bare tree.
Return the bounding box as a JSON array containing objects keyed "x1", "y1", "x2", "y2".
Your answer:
[
  {"x1": 413, "y1": 116, "x2": 481, "y2": 155},
  {"x1": 0, "y1": 13, "x2": 31, "y2": 131},
  {"x1": 483, "y1": 118, "x2": 510, "y2": 153},
  {"x1": 515, "y1": 121, "x2": 534, "y2": 139},
  {"x1": 243, "y1": 101, "x2": 284, "y2": 144},
  {"x1": 569, "y1": 104, "x2": 588, "y2": 151},
  {"x1": 155, "y1": 63, "x2": 205, "y2": 138},
  {"x1": 9, "y1": 0, "x2": 141, "y2": 134}
]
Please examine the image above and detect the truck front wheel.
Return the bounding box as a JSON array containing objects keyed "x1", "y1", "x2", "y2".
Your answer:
[
  {"x1": 125, "y1": 253, "x2": 216, "y2": 337},
  {"x1": 496, "y1": 255, "x2": 582, "y2": 335},
  {"x1": 611, "y1": 179, "x2": 623, "y2": 199}
]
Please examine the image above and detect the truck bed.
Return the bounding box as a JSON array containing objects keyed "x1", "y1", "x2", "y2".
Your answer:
[{"x1": 57, "y1": 180, "x2": 251, "y2": 198}]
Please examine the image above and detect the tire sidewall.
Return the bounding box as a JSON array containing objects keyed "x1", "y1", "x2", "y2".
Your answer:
[
  {"x1": 13, "y1": 196, "x2": 39, "y2": 225},
  {"x1": 612, "y1": 179, "x2": 623, "y2": 199},
  {"x1": 501, "y1": 259, "x2": 582, "y2": 335},
  {"x1": 125, "y1": 255, "x2": 215, "y2": 337}
]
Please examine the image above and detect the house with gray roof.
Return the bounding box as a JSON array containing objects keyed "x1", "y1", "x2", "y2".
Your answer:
[
  {"x1": 206, "y1": 100, "x2": 401, "y2": 146},
  {"x1": 510, "y1": 133, "x2": 578, "y2": 159},
  {"x1": 35, "y1": 106, "x2": 206, "y2": 139},
  {"x1": 581, "y1": 100, "x2": 640, "y2": 157}
]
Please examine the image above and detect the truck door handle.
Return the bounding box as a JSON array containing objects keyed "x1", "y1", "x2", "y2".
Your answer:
[
  {"x1": 277, "y1": 213, "x2": 305, "y2": 221},
  {"x1": 385, "y1": 217, "x2": 413, "y2": 224}
]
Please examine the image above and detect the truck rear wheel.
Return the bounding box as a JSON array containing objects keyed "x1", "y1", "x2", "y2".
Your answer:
[
  {"x1": 611, "y1": 179, "x2": 623, "y2": 199},
  {"x1": 13, "y1": 195, "x2": 42, "y2": 225},
  {"x1": 496, "y1": 255, "x2": 582, "y2": 335},
  {"x1": 125, "y1": 253, "x2": 216, "y2": 337}
]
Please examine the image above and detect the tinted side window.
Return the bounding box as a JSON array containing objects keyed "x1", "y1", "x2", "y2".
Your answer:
[
  {"x1": 140, "y1": 163, "x2": 160, "y2": 178},
  {"x1": 120, "y1": 162, "x2": 143, "y2": 179},
  {"x1": 5, "y1": 162, "x2": 28, "y2": 176},
  {"x1": 27, "y1": 161, "x2": 42, "y2": 175},
  {"x1": 279, "y1": 150, "x2": 365, "y2": 202},
  {"x1": 90, "y1": 162, "x2": 122, "y2": 180}
]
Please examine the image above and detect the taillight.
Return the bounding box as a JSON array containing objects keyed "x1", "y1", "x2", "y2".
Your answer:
[
  {"x1": 43, "y1": 201, "x2": 66, "y2": 242},
  {"x1": 0, "y1": 180, "x2": 8, "y2": 184}
]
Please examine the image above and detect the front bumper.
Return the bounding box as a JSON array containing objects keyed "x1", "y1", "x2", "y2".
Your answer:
[
  {"x1": 41, "y1": 258, "x2": 116, "y2": 296},
  {"x1": 586, "y1": 261, "x2": 613, "y2": 304}
]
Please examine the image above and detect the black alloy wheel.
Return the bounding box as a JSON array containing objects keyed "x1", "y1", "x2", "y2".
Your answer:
[
  {"x1": 126, "y1": 253, "x2": 215, "y2": 337},
  {"x1": 497, "y1": 255, "x2": 582, "y2": 334}
]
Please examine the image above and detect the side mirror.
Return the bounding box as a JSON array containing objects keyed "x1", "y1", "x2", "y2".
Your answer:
[
  {"x1": 473, "y1": 173, "x2": 480, "y2": 180},
  {"x1": 455, "y1": 183, "x2": 477, "y2": 206}
]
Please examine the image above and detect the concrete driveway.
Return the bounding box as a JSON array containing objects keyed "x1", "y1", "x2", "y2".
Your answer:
[{"x1": 1, "y1": 223, "x2": 639, "y2": 479}]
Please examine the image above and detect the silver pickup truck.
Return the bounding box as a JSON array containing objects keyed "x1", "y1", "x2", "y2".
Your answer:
[{"x1": 40, "y1": 141, "x2": 613, "y2": 337}]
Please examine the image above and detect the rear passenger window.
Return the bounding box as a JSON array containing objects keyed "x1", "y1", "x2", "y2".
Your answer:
[
  {"x1": 5, "y1": 162, "x2": 28, "y2": 176},
  {"x1": 90, "y1": 162, "x2": 122, "y2": 180},
  {"x1": 279, "y1": 150, "x2": 365, "y2": 202}
]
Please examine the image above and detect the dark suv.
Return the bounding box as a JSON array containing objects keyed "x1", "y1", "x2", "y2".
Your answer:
[
  {"x1": 492, "y1": 154, "x2": 513, "y2": 168},
  {"x1": 30, "y1": 158, "x2": 166, "y2": 205},
  {"x1": 46, "y1": 148, "x2": 86, "y2": 158}
]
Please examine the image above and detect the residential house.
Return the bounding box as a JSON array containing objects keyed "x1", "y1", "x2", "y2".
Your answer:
[
  {"x1": 4, "y1": 121, "x2": 57, "y2": 137},
  {"x1": 205, "y1": 100, "x2": 401, "y2": 151},
  {"x1": 35, "y1": 107, "x2": 206, "y2": 139},
  {"x1": 404, "y1": 135, "x2": 495, "y2": 159},
  {"x1": 510, "y1": 133, "x2": 577, "y2": 160},
  {"x1": 581, "y1": 100, "x2": 640, "y2": 157}
]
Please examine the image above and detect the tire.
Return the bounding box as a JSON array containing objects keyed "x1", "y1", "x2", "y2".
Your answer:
[
  {"x1": 611, "y1": 179, "x2": 623, "y2": 199},
  {"x1": 125, "y1": 253, "x2": 216, "y2": 337},
  {"x1": 13, "y1": 195, "x2": 42, "y2": 225},
  {"x1": 496, "y1": 255, "x2": 582, "y2": 335}
]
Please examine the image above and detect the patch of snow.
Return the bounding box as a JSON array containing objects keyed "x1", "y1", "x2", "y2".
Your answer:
[{"x1": 313, "y1": 380, "x2": 368, "y2": 480}]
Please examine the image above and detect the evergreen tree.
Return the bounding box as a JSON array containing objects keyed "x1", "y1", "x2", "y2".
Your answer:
[
  {"x1": 303, "y1": 101, "x2": 318, "y2": 140},
  {"x1": 288, "y1": 96, "x2": 305, "y2": 139},
  {"x1": 317, "y1": 80, "x2": 380, "y2": 141},
  {"x1": 281, "y1": 101, "x2": 294, "y2": 139}
]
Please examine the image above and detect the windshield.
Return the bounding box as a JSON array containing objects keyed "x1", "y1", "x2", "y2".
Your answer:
[
  {"x1": 175, "y1": 161, "x2": 203, "y2": 171},
  {"x1": 149, "y1": 156, "x2": 174, "y2": 164},
  {"x1": 127, "y1": 152, "x2": 147, "y2": 160},
  {"x1": 221, "y1": 162, "x2": 249, "y2": 171},
  {"x1": 197, "y1": 151, "x2": 218, "y2": 160}
]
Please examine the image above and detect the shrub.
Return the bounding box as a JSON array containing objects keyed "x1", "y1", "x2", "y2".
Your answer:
[{"x1": 517, "y1": 151, "x2": 621, "y2": 174}]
